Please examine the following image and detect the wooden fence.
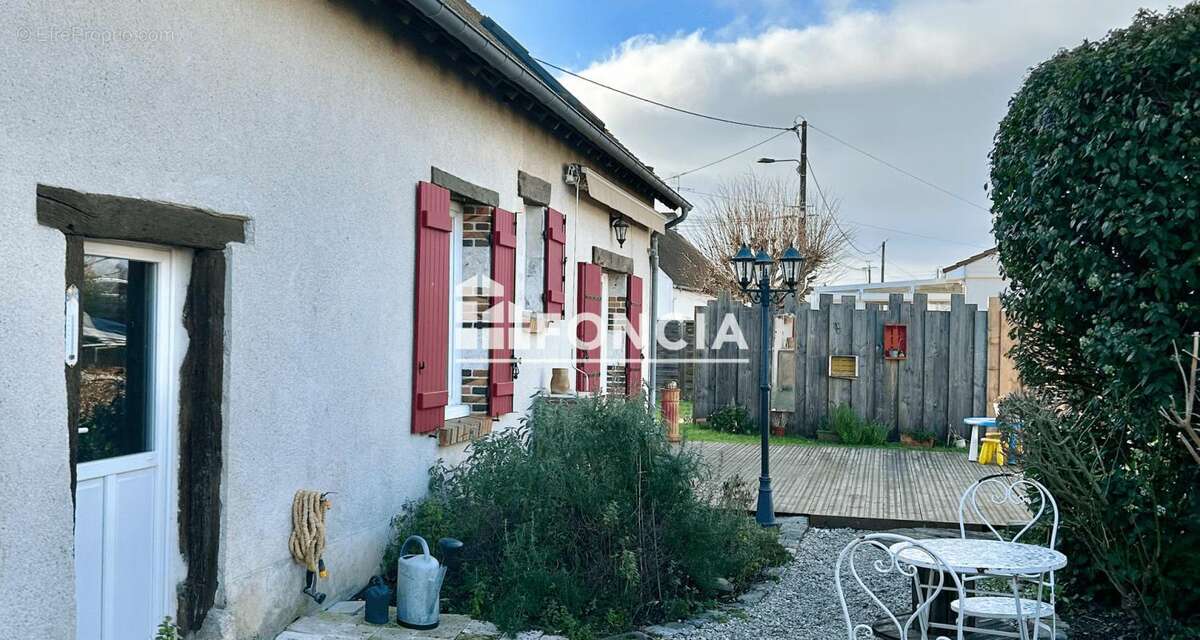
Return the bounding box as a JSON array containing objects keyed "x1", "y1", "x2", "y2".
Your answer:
[
  {"x1": 654, "y1": 319, "x2": 696, "y2": 397},
  {"x1": 693, "y1": 292, "x2": 989, "y2": 441}
]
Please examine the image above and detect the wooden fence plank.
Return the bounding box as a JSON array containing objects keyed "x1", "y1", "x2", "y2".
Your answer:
[
  {"x1": 829, "y1": 296, "x2": 854, "y2": 411},
  {"x1": 717, "y1": 294, "x2": 738, "y2": 410},
  {"x1": 693, "y1": 303, "x2": 711, "y2": 417},
  {"x1": 791, "y1": 301, "x2": 810, "y2": 434},
  {"x1": 852, "y1": 303, "x2": 873, "y2": 421},
  {"x1": 740, "y1": 305, "x2": 759, "y2": 424},
  {"x1": 923, "y1": 309, "x2": 950, "y2": 440},
  {"x1": 882, "y1": 294, "x2": 902, "y2": 437},
  {"x1": 807, "y1": 294, "x2": 832, "y2": 432},
  {"x1": 947, "y1": 295, "x2": 973, "y2": 441},
  {"x1": 868, "y1": 303, "x2": 886, "y2": 428},
  {"x1": 972, "y1": 309, "x2": 989, "y2": 417}
]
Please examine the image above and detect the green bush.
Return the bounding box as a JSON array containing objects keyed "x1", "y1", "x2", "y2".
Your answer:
[
  {"x1": 859, "y1": 423, "x2": 889, "y2": 446},
  {"x1": 828, "y1": 403, "x2": 860, "y2": 443},
  {"x1": 990, "y1": 6, "x2": 1200, "y2": 632},
  {"x1": 707, "y1": 404, "x2": 754, "y2": 435},
  {"x1": 383, "y1": 396, "x2": 788, "y2": 638},
  {"x1": 827, "y1": 403, "x2": 887, "y2": 445}
]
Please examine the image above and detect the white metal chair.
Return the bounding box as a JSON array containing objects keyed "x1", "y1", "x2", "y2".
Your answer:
[
  {"x1": 835, "y1": 533, "x2": 967, "y2": 640},
  {"x1": 956, "y1": 474, "x2": 1061, "y2": 639}
]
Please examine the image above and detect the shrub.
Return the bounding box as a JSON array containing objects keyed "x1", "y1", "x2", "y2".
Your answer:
[
  {"x1": 990, "y1": 5, "x2": 1200, "y2": 632},
  {"x1": 707, "y1": 404, "x2": 754, "y2": 434},
  {"x1": 828, "y1": 403, "x2": 860, "y2": 443},
  {"x1": 861, "y1": 423, "x2": 889, "y2": 446},
  {"x1": 827, "y1": 404, "x2": 887, "y2": 445},
  {"x1": 383, "y1": 396, "x2": 788, "y2": 638}
]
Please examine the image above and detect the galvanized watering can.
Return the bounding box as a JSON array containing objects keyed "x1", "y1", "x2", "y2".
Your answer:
[{"x1": 395, "y1": 535, "x2": 447, "y2": 629}]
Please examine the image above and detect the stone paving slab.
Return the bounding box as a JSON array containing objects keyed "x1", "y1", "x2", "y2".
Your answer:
[{"x1": 277, "y1": 608, "x2": 482, "y2": 640}]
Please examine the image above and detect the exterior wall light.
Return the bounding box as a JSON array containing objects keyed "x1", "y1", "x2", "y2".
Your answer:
[{"x1": 611, "y1": 215, "x2": 630, "y2": 247}]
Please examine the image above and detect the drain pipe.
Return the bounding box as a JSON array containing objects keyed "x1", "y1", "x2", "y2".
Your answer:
[{"x1": 648, "y1": 204, "x2": 692, "y2": 408}]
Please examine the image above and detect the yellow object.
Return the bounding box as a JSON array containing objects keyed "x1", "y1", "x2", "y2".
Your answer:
[{"x1": 978, "y1": 429, "x2": 1006, "y2": 465}]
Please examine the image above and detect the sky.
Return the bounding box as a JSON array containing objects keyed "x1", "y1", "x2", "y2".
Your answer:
[{"x1": 473, "y1": 0, "x2": 1173, "y2": 284}]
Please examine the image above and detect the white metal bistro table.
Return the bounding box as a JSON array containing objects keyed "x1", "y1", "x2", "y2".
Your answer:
[{"x1": 889, "y1": 539, "x2": 1067, "y2": 640}]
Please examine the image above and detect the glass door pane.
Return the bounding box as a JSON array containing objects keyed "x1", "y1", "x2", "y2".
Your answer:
[{"x1": 78, "y1": 255, "x2": 155, "y2": 463}]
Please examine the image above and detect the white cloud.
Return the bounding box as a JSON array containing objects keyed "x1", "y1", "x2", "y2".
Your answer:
[{"x1": 559, "y1": 0, "x2": 1171, "y2": 284}]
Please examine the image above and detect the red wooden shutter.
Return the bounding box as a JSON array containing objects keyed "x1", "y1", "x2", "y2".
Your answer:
[
  {"x1": 412, "y1": 182, "x2": 452, "y2": 433},
  {"x1": 488, "y1": 207, "x2": 517, "y2": 417},
  {"x1": 625, "y1": 274, "x2": 644, "y2": 396},
  {"x1": 544, "y1": 208, "x2": 566, "y2": 315},
  {"x1": 576, "y1": 262, "x2": 603, "y2": 392}
]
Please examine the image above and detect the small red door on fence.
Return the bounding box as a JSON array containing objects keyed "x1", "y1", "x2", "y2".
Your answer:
[
  {"x1": 576, "y1": 261, "x2": 603, "y2": 392},
  {"x1": 544, "y1": 208, "x2": 566, "y2": 316},
  {"x1": 488, "y1": 207, "x2": 517, "y2": 417},
  {"x1": 625, "y1": 274, "x2": 644, "y2": 396},
  {"x1": 412, "y1": 182, "x2": 452, "y2": 434}
]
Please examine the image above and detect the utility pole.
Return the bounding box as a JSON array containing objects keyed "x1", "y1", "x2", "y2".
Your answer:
[
  {"x1": 799, "y1": 120, "x2": 808, "y2": 214},
  {"x1": 863, "y1": 265, "x2": 873, "y2": 283},
  {"x1": 798, "y1": 120, "x2": 808, "y2": 248},
  {"x1": 880, "y1": 240, "x2": 886, "y2": 283}
]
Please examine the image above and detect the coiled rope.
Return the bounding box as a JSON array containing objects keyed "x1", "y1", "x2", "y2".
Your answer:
[{"x1": 288, "y1": 490, "x2": 330, "y2": 572}]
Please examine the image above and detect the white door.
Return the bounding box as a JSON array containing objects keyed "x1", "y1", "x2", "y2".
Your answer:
[{"x1": 74, "y1": 242, "x2": 177, "y2": 640}]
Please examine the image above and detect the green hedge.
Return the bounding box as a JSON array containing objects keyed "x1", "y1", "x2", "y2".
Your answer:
[
  {"x1": 383, "y1": 396, "x2": 788, "y2": 638},
  {"x1": 990, "y1": 5, "x2": 1200, "y2": 633}
]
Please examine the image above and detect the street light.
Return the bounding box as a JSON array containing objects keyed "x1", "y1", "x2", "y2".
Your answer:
[
  {"x1": 756, "y1": 157, "x2": 802, "y2": 175},
  {"x1": 731, "y1": 244, "x2": 805, "y2": 527}
]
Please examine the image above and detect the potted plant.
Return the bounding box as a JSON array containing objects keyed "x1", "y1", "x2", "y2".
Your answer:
[
  {"x1": 900, "y1": 429, "x2": 936, "y2": 448},
  {"x1": 770, "y1": 412, "x2": 787, "y2": 437}
]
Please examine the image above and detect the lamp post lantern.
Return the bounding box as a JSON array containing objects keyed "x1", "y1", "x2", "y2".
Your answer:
[{"x1": 731, "y1": 244, "x2": 804, "y2": 527}]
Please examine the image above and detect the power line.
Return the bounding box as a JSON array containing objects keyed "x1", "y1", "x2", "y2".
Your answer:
[
  {"x1": 535, "y1": 57, "x2": 992, "y2": 214},
  {"x1": 534, "y1": 57, "x2": 795, "y2": 131},
  {"x1": 666, "y1": 129, "x2": 793, "y2": 180},
  {"x1": 806, "y1": 123, "x2": 991, "y2": 213},
  {"x1": 673, "y1": 187, "x2": 989, "y2": 249},
  {"x1": 806, "y1": 156, "x2": 880, "y2": 257}
]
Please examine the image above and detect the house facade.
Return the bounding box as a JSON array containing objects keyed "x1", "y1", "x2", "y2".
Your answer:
[{"x1": 0, "y1": 2, "x2": 688, "y2": 640}]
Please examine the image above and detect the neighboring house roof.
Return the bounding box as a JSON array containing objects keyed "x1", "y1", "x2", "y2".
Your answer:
[
  {"x1": 373, "y1": 0, "x2": 691, "y2": 214},
  {"x1": 659, "y1": 230, "x2": 712, "y2": 293},
  {"x1": 942, "y1": 247, "x2": 997, "y2": 274}
]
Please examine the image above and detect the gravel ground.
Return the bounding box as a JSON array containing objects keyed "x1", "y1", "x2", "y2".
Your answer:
[{"x1": 676, "y1": 528, "x2": 909, "y2": 640}]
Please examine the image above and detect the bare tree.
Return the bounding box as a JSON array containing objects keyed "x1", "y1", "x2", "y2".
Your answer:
[{"x1": 692, "y1": 173, "x2": 848, "y2": 302}]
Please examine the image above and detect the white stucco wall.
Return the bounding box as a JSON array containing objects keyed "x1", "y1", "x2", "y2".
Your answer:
[
  {"x1": 0, "y1": 2, "x2": 665, "y2": 639},
  {"x1": 671, "y1": 288, "x2": 714, "y2": 321},
  {"x1": 654, "y1": 268, "x2": 713, "y2": 323}
]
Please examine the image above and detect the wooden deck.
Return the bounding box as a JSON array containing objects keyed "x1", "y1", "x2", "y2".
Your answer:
[{"x1": 691, "y1": 441, "x2": 1028, "y2": 529}]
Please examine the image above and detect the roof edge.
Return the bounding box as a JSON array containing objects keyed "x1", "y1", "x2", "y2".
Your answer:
[{"x1": 405, "y1": 0, "x2": 691, "y2": 213}]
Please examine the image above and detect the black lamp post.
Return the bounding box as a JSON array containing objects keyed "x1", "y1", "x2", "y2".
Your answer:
[{"x1": 731, "y1": 243, "x2": 804, "y2": 527}]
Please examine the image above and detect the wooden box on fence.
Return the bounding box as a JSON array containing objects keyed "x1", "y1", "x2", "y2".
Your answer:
[
  {"x1": 883, "y1": 324, "x2": 908, "y2": 360},
  {"x1": 828, "y1": 355, "x2": 860, "y2": 379}
]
